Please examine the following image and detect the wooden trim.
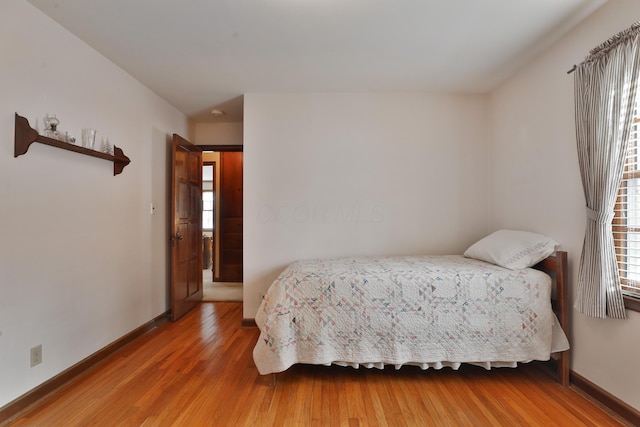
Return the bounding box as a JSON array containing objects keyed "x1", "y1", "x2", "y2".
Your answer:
[
  {"x1": 571, "y1": 371, "x2": 640, "y2": 426},
  {"x1": 623, "y1": 294, "x2": 640, "y2": 312},
  {"x1": 0, "y1": 311, "x2": 170, "y2": 424},
  {"x1": 198, "y1": 144, "x2": 243, "y2": 152},
  {"x1": 241, "y1": 318, "x2": 257, "y2": 328},
  {"x1": 536, "y1": 360, "x2": 640, "y2": 425}
]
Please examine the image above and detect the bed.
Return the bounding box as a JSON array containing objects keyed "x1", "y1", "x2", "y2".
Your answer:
[{"x1": 253, "y1": 231, "x2": 571, "y2": 385}]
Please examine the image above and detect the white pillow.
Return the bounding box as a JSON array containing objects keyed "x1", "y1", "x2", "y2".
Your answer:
[{"x1": 463, "y1": 230, "x2": 558, "y2": 270}]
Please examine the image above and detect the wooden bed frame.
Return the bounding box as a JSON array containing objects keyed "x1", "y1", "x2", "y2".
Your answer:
[{"x1": 533, "y1": 251, "x2": 570, "y2": 386}]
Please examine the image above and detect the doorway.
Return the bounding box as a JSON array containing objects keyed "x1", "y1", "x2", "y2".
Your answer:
[{"x1": 200, "y1": 145, "x2": 243, "y2": 301}]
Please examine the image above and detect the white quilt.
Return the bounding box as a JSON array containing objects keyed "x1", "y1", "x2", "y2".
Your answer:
[{"x1": 253, "y1": 255, "x2": 565, "y2": 375}]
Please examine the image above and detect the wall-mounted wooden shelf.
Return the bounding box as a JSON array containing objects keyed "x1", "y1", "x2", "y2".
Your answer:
[{"x1": 14, "y1": 113, "x2": 131, "y2": 176}]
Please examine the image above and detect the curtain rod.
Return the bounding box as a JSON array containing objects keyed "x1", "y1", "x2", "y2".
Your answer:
[{"x1": 568, "y1": 21, "x2": 640, "y2": 75}]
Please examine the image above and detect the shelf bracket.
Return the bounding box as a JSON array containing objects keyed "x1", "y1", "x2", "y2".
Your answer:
[{"x1": 14, "y1": 113, "x2": 39, "y2": 157}]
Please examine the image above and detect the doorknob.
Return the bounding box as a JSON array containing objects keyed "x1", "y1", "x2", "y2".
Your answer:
[{"x1": 170, "y1": 232, "x2": 184, "y2": 242}]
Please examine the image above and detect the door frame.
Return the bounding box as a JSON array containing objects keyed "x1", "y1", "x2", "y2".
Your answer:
[
  {"x1": 198, "y1": 145, "x2": 243, "y2": 283},
  {"x1": 199, "y1": 145, "x2": 243, "y2": 152}
]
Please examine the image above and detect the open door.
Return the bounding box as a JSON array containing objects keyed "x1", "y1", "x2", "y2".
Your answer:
[{"x1": 170, "y1": 134, "x2": 203, "y2": 321}]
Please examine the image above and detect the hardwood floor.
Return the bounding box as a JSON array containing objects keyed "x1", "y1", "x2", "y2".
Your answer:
[{"x1": 4, "y1": 303, "x2": 630, "y2": 426}]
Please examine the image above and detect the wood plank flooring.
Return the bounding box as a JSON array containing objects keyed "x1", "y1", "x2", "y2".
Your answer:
[{"x1": 4, "y1": 303, "x2": 630, "y2": 426}]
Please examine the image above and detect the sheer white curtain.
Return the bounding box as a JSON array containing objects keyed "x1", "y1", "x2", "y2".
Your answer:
[{"x1": 575, "y1": 23, "x2": 640, "y2": 319}]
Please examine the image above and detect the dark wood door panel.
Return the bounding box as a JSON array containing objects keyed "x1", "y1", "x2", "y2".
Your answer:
[
  {"x1": 220, "y1": 218, "x2": 243, "y2": 233},
  {"x1": 221, "y1": 249, "x2": 243, "y2": 265},
  {"x1": 174, "y1": 262, "x2": 188, "y2": 300},
  {"x1": 220, "y1": 152, "x2": 243, "y2": 217},
  {"x1": 188, "y1": 152, "x2": 200, "y2": 184},
  {"x1": 219, "y1": 151, "x2": 243, "y2": 282},
  {"x1": 171, "y1": 135, "x2": 203, "y2": 321},
  {"x1": 219, "y1": 265, "x2": 242, "y2": 281},
  {"x1": 187, "y1": 258, "x2": 200, "y2": 298},
  {"x1": 222, "y1": 233, "x2": 242, "y2": 249}
]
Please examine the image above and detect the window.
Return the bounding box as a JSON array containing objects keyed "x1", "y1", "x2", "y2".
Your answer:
[
  {"x1": 203, "y1": 164, "x2": 214, "y2": 230},
  {"x1": 614, "y1": 101, "x2": 640, "y2": 305}
]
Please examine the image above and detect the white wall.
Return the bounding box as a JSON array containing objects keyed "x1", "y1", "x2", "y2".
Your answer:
[
  {"x1": 0, "y1": 0, "x2": 188, "y2": 408},
  {"x1": 195, "y1": 122, "x2": 243, "y2": 146},
  {"x1": 243, "y1": 93, "x2": 490, "y2": 317},
  {"x1": 488, "y1": 0, "x2": 640, "y2": 411}
]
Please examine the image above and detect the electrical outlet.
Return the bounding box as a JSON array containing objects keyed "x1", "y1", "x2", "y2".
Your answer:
[{"x1": 30, "y1": 345, "x2": 42, "y2": 367}]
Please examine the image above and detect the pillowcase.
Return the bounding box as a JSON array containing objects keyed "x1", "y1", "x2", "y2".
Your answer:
[{"x1": 463, "y1": 230, "x2": 558, "y2": 270}]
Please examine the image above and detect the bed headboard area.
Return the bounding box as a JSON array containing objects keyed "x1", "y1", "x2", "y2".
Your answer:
[{"x1": 533, "y1": 251, "x2": 570, "y2": 386}]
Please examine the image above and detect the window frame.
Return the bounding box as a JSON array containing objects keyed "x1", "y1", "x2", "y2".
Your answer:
[
  {"x1": 202, "y1": 163, "x2": 215, "y2": 232},
  {"x1": 625, "y1": 294, "x2": 640, "y2": 311},
  {"x1": 614, "y1": 116, "x2": 640, "y2": 312}
]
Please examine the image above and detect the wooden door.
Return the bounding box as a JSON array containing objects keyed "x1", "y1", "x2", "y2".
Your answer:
[
  {"x1": 218, "y1": 152, "x2": 243, "y2": 282},
  {"x1": 170, "y1": 134, "x2": 203, "y2": 321}
]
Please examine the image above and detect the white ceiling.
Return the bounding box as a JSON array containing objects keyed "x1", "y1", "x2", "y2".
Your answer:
[{"x1": 27, "y1": 0, "x2": 606, "y2": 123}]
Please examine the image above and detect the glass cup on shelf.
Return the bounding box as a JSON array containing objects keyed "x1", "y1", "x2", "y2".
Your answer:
[{"x1": 82, "y1": 128, "x2": 96, "y2": 149}]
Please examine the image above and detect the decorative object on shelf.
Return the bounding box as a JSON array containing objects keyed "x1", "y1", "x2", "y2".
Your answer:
[
  {"x1": 43, "y1": 113, "x2": 60, "y2": 140},
  {"x1": 101, "y1": 138, "x2": 114, "y2": 155},
  {"x1": 14, "y1": 113, "x2": 131, "y2": 176},
  {"x1": 82, "y1": 128, "x2": 96, "y2": 149},
  {"x1": 65, "y1": 131, "x2": 76, "y2": 145}
]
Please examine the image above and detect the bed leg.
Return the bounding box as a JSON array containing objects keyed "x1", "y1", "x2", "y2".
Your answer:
[{"x1": 558, "y1": 350, "x2": 570, "y2": 387}]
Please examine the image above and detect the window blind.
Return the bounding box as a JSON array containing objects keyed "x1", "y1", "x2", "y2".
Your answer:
[{"x1": 614, "y1": 100, "x2": 640, "y2": 297}]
